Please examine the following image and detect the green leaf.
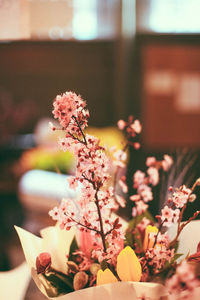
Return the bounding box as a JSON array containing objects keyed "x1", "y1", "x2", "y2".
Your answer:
[
  {"x1": 68, "y1": 237, "x2": 79, "y2": 261},
  {"x1": 42, "y1": 271, "x2": 74, "y2": 297},
  {"x1": 125, "y1": 211, "x2": 155, "y2": 248}
]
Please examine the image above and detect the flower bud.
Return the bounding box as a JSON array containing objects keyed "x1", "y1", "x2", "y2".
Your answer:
[
  {"x1": 117, "y1": 120, "x2": 126, "y2": 130},
  {"x1": 189, "y1": 194, "x2": 196, "y2": 202},
  {"x1": 36, "y1": 252, "x2": 51, "y2": 274},
  {"x1": 90, "y1": 263, "x2": 101, "y2": 276},
  {"x1": 73, "y1": 271, "x2": 88, "y2": 291}
]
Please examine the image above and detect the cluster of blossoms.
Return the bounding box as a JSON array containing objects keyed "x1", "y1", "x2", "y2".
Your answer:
[
  {"x1": 117, "y1": 115, "x2": 142, "y2": 150},
  {"x1": 31, "y1": 91, "x2": 200, "y2": 298},
  {"x1": 49, "y1": 91, "x2": 124, "y2": 264},
  {"x1": 143, "y1": 232, "x2": 175, "y2": 275},
  {"x1": 130, "y1": 155, "x2": 173, "y2": 217},
  {"x1": 166, "y1": 260, "x2": 200, "y2": 300},
  {"x1": 159, "y1": 184, "x2": 197, "y2": 229}
]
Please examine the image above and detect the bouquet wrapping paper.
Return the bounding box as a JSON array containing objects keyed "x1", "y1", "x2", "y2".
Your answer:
[
  {"x1": 15, "y1": 225, "x2": 168, "y2": 300},
  {"x1": 52, "y1": 282, "x2": 167, "y2": 300}
]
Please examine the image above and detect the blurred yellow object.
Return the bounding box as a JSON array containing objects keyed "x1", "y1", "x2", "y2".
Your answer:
[
  {"x1": 19, "y1": 146, "x2": 75, "y2": 174},
  {"x1": 86, "y1": 126, "x2": 126, "y2": 154},
  {"x1": 19, "y1": 126, "x2": 125, "y2": 175}
]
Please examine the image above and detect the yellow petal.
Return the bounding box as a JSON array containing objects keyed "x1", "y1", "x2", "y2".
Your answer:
[
  {"x1": 117, "y1": 246, "x2": 142, "y2": 282},
  {"x1": 143, "y1": 225, "x2": 158, "y2": 252},
  {"x1": 96, "y1": 268, "x2": 118, "y2": 286}
]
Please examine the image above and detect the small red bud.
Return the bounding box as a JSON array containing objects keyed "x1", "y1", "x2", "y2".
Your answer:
[{"x1": 36, "y1": 252, "x2": 51, "y2": 274}]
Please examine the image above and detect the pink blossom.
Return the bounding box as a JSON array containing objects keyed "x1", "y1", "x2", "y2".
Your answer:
[
  {"x1": 129, "y1": 194, "x2": 141, "y2": 201},
  {"x1": 133, "y1": 170, "x2": 145, "y2": 188},
  {"x1": 146, "y1": 156, "x2": 156, "y2": 167},
  {"x1": 147, "y1": 167, "x2": 159, "y2": 186},
  {"x1": 117, "y1": 119, "x2": 126, "y2": 130},
  {"x1": 172, "y1": 209, "x2": 180, "y2": 223},
  {"x1": 138, "y1": 184, "x2": 153, "y2": 202},
  {"x1": 113, "y1": 149, "x2": 127, "y2": 168},
  {"x1": 166, "y1": 261, "x2": 200, "y2": 300},
  {"x1": 162, "y1": 154, "x2": 173, "y2": 171},
  {"x1": 172, "y1": 185, "x2": 191, "y2": 208},
  {"x1": 130, "y1": 119, "x2": 142, "y2": 134},
  {"x1": 161, "y1": 205, "x2": 173, "y2": 226},
  {"x1": 133, "y1": 142, "x2": 140, "y2": 150},
  {"x1": 52, "y1": 91, "x2": 88, "y2": 133},
  {"x1": 67, "y1": 176, "x2": 79, "y2": 190},
  {"x1": 132, "y1": 200, "x2": 148, "y2": 216}
]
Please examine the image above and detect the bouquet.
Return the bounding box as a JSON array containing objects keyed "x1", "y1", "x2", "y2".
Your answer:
[{"x1": 16, "y1": 91, "x2": 200, "y2": 300}]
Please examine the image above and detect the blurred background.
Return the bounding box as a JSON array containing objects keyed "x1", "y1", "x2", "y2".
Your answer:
[{"x1": 0, "y1": 0, "x2": 200, "y2": 296}]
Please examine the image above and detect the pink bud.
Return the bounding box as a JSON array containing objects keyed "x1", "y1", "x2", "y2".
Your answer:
[
  {"x1": 36, "y1": 252, "x2": 51, "y2": 274},
  {"x1": 117, "y1": 120, "x2": 126, "y2": 130},
  {"x1": 133, "y1": 142, "x2": 141, "y2": 150}
]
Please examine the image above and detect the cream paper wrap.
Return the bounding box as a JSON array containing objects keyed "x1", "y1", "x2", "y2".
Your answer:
[{"x1": 15, "y1": 225, "x2": 168, "y2": 300}]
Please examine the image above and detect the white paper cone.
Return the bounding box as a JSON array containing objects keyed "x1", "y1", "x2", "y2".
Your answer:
[{"x1": 51, "y1": 282, "x2": 167, "y2": 300}]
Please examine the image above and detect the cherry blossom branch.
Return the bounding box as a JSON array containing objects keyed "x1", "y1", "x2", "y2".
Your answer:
[
  {"x1": 170, "y1": 210, "x2": 200, "y2": 248},
  {"x1": 67, "y1": 131, "x2": 86, "y2": 145},
  {"x1": 153, "y1": 219, "x2": 165, "y2": 248},
  {"x1": 72, "y1": 116, "x2": 87, "y2": 145},
  {"x1": 71, "y1": 117, "x2": 107, "y2": 253},
  {"x1": 69, "y1": 215, "x2": 100, "y2": 235},
  {"x1": 95, "y1": 192, "x2": 107, "y2": 253},
  {"x1": 170, "y1": 179, "x2": 200, "y2": 248}
]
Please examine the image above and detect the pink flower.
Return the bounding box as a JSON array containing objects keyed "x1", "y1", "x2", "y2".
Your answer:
[
  {"x1": 172, "y1": 185, "x2": 191, "y2": 208},
  {"x1": 161, "y1": 206, "x2": 173, "y2": 227},
  {"x1": 52, "y1": 91, "x2": 88, "y2": 133},
  {"x1": 68, "y1": 176, "x2": 79, "y2": 190},
  {"x1": 146, "y1": 156, "x2": 156, "y2": 167},
  {"x1": 133, "y1": 170, "x2": 145, "y2": 188},
  {"x1": 130, "y1": 119, "x2": 142, "y2": 134},
  {"x1": 162, "y1": 154, "x2": 173, "y2": 171},
  {"x1": 133, "y1": 142, "x2": 141, "y2": 150},
  {"x1": 129, "y1": 194, "x2": 141, "y2": 202},
  {"x1": 132, "y1": 200, "x2": 148, "y2": 216},
  {"x1": 147, "y1": 167, "x2": 159, "y2": 186},
  {"x1": 117, "y1": 119, "x2": 126, "y2": 130},
  {"x1": 138, "y1": 184, "x2": 153, "y2": 202}
]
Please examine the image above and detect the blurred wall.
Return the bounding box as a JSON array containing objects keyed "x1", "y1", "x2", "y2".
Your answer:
[{"x1": 0, "y1": 40, "x2": 117, "y2": 129}]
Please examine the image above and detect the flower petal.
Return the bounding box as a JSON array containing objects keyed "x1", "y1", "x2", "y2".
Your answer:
[
  {"x1": 40, "y1": 224, "x2": 76, "y2": 273},
  {"x1": 143, "y1": 225, "x2": 158, "y2": 252},
  {"x1": 117, "y1": 246, "x2": 142, "y2": 282},
  {"x1": 96, "y1": 268, "x2": 118, "y2": 286}
]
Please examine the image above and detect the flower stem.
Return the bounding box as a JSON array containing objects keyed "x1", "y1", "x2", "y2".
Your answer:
[{"x1": 95, "y1": 190, "x2": 107, "y2": 253}]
